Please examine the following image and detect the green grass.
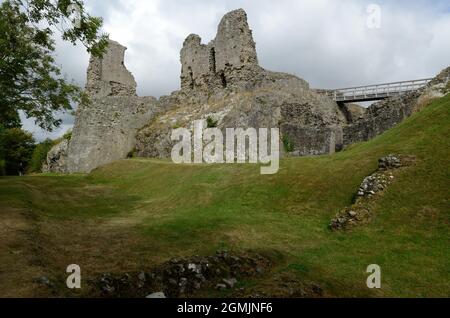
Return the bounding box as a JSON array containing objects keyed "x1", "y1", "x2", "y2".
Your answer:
[{"x1": 1, "y1": 94, "x2": 449, "y2": 297}]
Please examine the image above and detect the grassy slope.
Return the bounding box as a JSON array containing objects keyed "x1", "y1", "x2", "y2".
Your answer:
[{"x1": 1, "y1": 95, "x2": 449, "y2": 297}]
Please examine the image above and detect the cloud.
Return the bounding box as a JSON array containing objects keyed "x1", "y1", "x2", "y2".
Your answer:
[
  {"x1": 20, "y1": 111, "x2": 74, "y2": 142},
  {"x1": 22, "y1": 0, "x2": 450, "y2": 141}
]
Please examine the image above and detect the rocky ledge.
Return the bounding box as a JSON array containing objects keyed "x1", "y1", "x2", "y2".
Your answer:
[{"x1": 92, "y1": 250, "x2": 271, "y2": 298}]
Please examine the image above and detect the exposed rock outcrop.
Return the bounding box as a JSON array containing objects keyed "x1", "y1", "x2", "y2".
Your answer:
[{"x1": 42, "y1": 139, "x2": 69, "y2": 173}]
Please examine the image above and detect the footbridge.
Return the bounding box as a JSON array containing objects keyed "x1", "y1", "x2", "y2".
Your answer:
[{"x1": 315, "y1": 78, "x2": 432, "y2": 103}]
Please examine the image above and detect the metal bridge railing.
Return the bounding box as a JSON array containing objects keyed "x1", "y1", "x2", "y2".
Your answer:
[{"x1": 317, "y1": 78, "x2": 433, "y2": 102}]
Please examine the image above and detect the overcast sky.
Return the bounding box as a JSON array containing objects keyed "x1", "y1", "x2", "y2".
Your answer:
[{"x1": 22, "y1": 0, "x2": 450, "y2": 141}]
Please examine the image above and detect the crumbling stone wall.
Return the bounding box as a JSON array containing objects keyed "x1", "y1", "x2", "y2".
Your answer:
[
  {"x1": 343, "y1": 90, "x2": 422, "y2": 146},
  {"x1": 136, "y1": 9, "x2": 346, "y2": 159},
  {"x1": 343, "y1": 68, "x2": 450, "y2": 146},
  {"x1": 67, "y1": 96, "x2": 160, "y2": 173},
  {"x1": 64, "y1": 40, "x2": 162, "y2": 173},
  {"x1": 64, "y1": 9, "x2": 346, "y2": 168},
  {"x1": 339, "y1": 103, "x2": 366, "y2": 123},
  {"x1": 180, "y1": 9, "x2": 310, "y2": 93},
  {"x1": 213, "y1": 9, "x2": 260, "y2": 88},
  {"x1": 86, "y1": 40, "x2": 137, "y2": 97},
  {"x1": 180, "y1": 9, "x2": 261, "y2": 92},
  {"x1": 281, "y1": 124, "x2": 341, "y2": 156},
  {"x1": 180, "y1": 34, "x2": 214, "y2": 91},
  {"x1": 45, "y1": 9, "x2": 449, "y2": 174},
  {"x1": 42, "y1": 139, "x2": 69, "y2": 173}
]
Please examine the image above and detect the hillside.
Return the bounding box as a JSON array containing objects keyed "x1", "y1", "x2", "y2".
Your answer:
[{"x1": 0, "y1": 94, "x2": 449, "y2": 297}]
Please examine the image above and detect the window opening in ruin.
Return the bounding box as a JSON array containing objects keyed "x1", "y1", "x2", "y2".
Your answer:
[
  {"x1": 188, "y1": 66, "x2": 194, "y2": 89},
  {"x1": 220, "y1": 72, "x2": 227, "y2": 88},
  {"x1": 209, "y1": 47, "x2": 216, "y2": 74}
]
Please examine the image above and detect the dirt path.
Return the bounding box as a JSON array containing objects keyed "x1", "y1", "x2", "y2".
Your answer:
[{"x1": 0, "y1": 206, "x2": 46, "y2": 297}]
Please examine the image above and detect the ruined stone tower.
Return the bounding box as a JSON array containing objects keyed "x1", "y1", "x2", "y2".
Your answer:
[
  {"x1": 85, "y1": 40, "x2": 137, "y2": 97},
  {"x1": 180, "y1": 9, "x2": 261, "y2": 92},
  {"x1": 64, "y1": 40, "x2": 159, "y2": 173}
]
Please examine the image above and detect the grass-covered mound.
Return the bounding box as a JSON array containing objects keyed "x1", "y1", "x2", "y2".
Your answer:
[{"x1": 1, "y1": 94, "x2": 449, "y2": 297}]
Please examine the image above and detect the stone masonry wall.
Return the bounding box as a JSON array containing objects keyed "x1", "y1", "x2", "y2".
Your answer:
[
  {"x1": 86, "y1": 40, "x2": 137, "y2": 97},
  {"x1": 180, "y1": 9, "x2": 306, "y2": 93},
  {"x1": 343, "y1": 67, "x2": 450, "y2": 146},
  {"x1": 343, "y1": 90, "x2": 422, "y2": 146},
  {"x1": 64, "y1": 40, "x2": 161, "y2": 173},
  {"x1": 180, "y1": 9, "x2": 261, "y2": 92},
  {"x1": 67, "y1": 96, "x2": 160, "y2": 173}
]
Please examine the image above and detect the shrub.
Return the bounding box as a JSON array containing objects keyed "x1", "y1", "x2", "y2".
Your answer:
[
  {"x1": 63, "y1": 130, "x2": 72, "y2": 141},
  {"x1": 282, "y1": 135, "x2": 295, "y2": 153},
  {"x1": 28, "y1": 139, "x2": 55, "y2": 173},
  {"x1": 206, "y1": 116, "x2": 218, "y2": 128},
  {"x1": 0, "y1": 128, "x2": 35, "y2": 175},
  {"x1": 0, "y1": 159, "x2": 5, "y2": 176},
  {"x1": 127, "y1": 148, "x2": 137, "y2": 158}
]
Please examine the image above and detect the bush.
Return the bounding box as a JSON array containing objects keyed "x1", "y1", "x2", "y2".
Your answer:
[
  {"x1": 0, "y1": 127, "x2": 35, "y2": 175},
  {"x1": 127, "y1": 148, "x2": 137, "y2": 159},
  {"x1": 63, "y1": 130, "x2": 72, "y2": 141},
  {"x1": 0, "y1": 159, "x2": 5, "y2": 176},
  {"x1": 28, "y1": 139, "x2": 55, "y2": 173},
  {"x1": 206, "y1": 116, "x2": 218, "y2": 128},
  {"x1": 282, "y1": 135, "x2": 295, "y2": 153},
  {"x1": 27, "y1": 129, "x2": 72, "y2": 173}
]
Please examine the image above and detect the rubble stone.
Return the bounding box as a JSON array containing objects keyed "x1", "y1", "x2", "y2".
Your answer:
[
  {"x1": 93, "y1": 251, "x2": 271, "y2": 298},
  {"x1": 330, "y1": 154, "x2": 413, "y2": 231}
]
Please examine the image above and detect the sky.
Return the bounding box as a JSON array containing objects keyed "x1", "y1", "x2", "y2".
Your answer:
[{"x1": 21, "y1": 0, "x2": 450, "y2": 141}]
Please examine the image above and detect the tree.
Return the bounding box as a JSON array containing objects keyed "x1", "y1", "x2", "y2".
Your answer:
[
  {"x1": 0, "y1": 0, "x2": 108, "y2": 131},
  {"x1": 0, "y1": 125, "x2": 6, "y2": 174},
  {"x1": 28, "y1": 138, "x2": 54, "y2": 173},
  {"x1": 27, "y1": 129, "x2": 72, "y2": 173},
  {"x1": 0, "y1": 106, "x2": 21, "y2": 129},
  {"x1": 0, "y1": 126, "x2": 35, "y2": 175}
]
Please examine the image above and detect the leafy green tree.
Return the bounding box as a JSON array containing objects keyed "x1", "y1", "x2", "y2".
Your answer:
[
  {"x1": 0, "y1": 124, "x2": 6, "y2": 175},
  {"x1": 0, "y1": 107, "x2": 21, "y2": 129},
  {"x1": 27, "y1": 129, "x2": 72, "y2": 173},
  {"x1": 0, "y1": 127, "x2": 35, "y2": 175},
  {"x1": 0, "y1": 0, "x2": 108, "y2": 131},
  {"x1": 28, "y1": 138, "x2": 54, "y2": 173}
]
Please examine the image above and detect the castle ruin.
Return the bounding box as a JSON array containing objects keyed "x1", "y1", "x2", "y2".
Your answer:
[{"x1": 44, "y1": 9, "x2": 450, "y2": 174}]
